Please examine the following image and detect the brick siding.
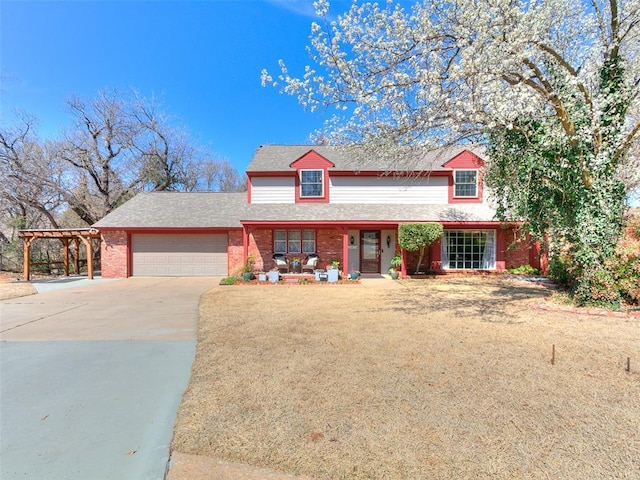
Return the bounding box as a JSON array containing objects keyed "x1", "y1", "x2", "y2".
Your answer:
[
  {"x1": 228, "y1": 230, "x2": 244, "y2": 276},
  {"x1": 100, "y1": 230, "x2": 128, "y2": 278}
]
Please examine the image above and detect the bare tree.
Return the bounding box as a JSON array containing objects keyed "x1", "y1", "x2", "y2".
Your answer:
[
  {"x1": 0, "y1": 114, "x2": 65, "y2": 228},
  {"x1": 1, "y1": 89, "x2": 246, "y2": 228}
]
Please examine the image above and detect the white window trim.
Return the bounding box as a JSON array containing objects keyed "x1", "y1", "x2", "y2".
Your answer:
[
  {"x1": 274, "y1": 229, "x2": 316, "y2": 254},
  {"x1": 300, "y1": 169, "x2": 324, "y2": 198},
  {"x1": 453, "y1": 169, "x2": 478, "y2": 198},
  {"x1": 441, "y1": 229, "x2": 496, "y2": 270}
]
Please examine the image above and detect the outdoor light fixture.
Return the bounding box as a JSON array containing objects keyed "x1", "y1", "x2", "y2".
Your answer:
[
  {"x1": 386, "y1": 235, "x2": 391, "y2": 248},
  {"x1": 350, "y1": 235, "x2": 355, "y2": 245}
]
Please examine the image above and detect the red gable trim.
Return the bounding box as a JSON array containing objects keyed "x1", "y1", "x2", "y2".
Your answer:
[
  {"x1": 443, "y1": 150, "x2": 485, "y2": 204},
  {"x1": 290, "y1": 150, "x2": 332, "y2": 204},
  {"x1": 329, "y1": 170, "x2": 451, "y2": 177},
  {"x1": 442, "y1": 149, "x2": 485, "y2": 169},
  {"x1": 101, "y1": 227, "x2": 240, "y2": 234},
  {"x1": 289, "y1": 150, "x2": 335, "y2": 169}
]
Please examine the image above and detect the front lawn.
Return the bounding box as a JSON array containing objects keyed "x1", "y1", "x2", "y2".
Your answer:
[{"x1": 172, "y1": 277, "x2": 640, "y2": 479}]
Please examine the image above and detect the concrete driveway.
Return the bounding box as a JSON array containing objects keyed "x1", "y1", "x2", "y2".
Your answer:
[{"x1": 0, "y1": 277, "x2": 216, "y2": 480}]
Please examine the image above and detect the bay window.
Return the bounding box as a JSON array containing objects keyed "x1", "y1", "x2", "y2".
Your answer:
[{"x1": 441, "y1": 230, "x2": 495, "y2": 269}]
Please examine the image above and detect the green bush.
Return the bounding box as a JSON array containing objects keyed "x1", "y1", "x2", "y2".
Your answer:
[
  {"x1": 547, "y1": 255, "x2": 573, "y2": 288},
  {"x1": 219, "y1": 276, "x2": 238, "y2": 285},
  {"x1": 573, "y1": 265, "x2": 621, "y2": 309},
  {"x1": 546, "y1": 216, "x2": 640, "y2": 308},
  {"x1": 507, "y1": 264, "x2": 540, "y2": 275},
  {"x1": 398, "y1": 223, "x2": 443, "y2": 251}
]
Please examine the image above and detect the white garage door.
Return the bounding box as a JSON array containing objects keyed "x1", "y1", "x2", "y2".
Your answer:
[{"x1": 132, "y1": 234, "x2": 228, "y2": 276}]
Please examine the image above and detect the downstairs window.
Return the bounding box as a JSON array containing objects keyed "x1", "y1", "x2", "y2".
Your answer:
[{"x1": 441, "y1": 230, "x2": 495, "y2": 269}]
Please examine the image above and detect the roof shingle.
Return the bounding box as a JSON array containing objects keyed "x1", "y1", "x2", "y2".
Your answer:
[{"x1": 246, "y1": 145, "x2": 486, "y2": 172}]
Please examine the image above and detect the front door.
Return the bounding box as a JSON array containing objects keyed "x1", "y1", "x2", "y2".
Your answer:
[{"x1": 360, "y1": 231, "x2": 381, "y2": 273}]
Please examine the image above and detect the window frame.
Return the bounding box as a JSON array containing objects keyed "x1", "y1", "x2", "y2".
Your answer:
[
  {"x1": 442, "y1": 229, "x2": 496, "y2": 270},
  {"x1": 299, "y1": 169, "x2": 324, "y2": 198},
  {"x1": 453, "y1": 169, "x2": 478, "y2": 198},
  {"x1": 274, "y1": 229, "x2": 316, "y2": 254}
]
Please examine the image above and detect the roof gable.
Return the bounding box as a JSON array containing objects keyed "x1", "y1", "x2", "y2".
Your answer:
[
  {"x1": 289, "y1": 150, "x2": 335, "y2": 169},
  {"x1": 442, "y1": 150, "x2": 485, "y2": 169}
]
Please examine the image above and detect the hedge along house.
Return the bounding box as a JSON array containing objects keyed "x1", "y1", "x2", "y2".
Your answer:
[{"x1": 94, "y1": 145, "x2": 542, "y2": 278}]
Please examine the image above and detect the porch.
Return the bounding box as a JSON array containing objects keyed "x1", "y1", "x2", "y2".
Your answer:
[{"x1": 239, "y1": 225, "x2": 400, "y2": 277}]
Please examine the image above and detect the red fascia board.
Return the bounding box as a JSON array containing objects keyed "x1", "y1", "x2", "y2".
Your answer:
[
  {"x1": 442, "y1": 150, "x2": 485, "y2": 168},
  {"x1": 242, "y1": 220, "x2": 512, "y2": 229},
  {"x1": 247, "y1": 171, "x2": 297, "y2": 177},
  {"x1": 329, "y1": 170, "x2": 451, "y2": 177},
  {"x1": 289, "y1": 150, "x2": 335, "y2": 169},
  {"x1": 241, "y1": 220, "x2": 402, "y2": 229},
  {"x1": 99, "y1": 227, "x2": 241, "y2": 234}
]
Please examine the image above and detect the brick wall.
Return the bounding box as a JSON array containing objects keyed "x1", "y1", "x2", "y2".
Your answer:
[
  {"x1": 100, "y1": 230, "x2": 128, "y2": 278},
  {"x1": 249, "y1": 229, "x2": 272, "y2": 271},
  {"x1": 317, "y1": 229, "x2": 343, "y2": 269},
  {"x1": 503, "y1": 228, "x2": 540, "y2": 270},
  {"x1": 228, "y1": 230, "x2": 244, "y2": 276}
]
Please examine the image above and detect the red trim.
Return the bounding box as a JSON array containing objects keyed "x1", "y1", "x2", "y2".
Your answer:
[
  {"x1": 247, "y1": 177, "x2": 252, "y2": 203},
  {"x1": 290, "y1": 151, "x2": 333, "y2": 204},
  {"x1": 447, "y1": 170, "x2": 484, "y2": 204},
  {"x1": 126, "y1": 232, "x2": 132, "y2": 278},
  {"x1": 289, "y1": 150, "x2": 335, "y2": 169},
  {"x1": 342, "y1": 231, "x2": 349, "y2": 271},
  {"x1": 442, "y1": 150, "x2": 485, "y2": 205},
  {"x1": 247, "y1": 171, "x2": 297, "y2": 177},
  {"x1": 242, "y1": 226, "x2": 249, "y2": 262},
  {"x1": 242, "y1": 221, "x2": 516, "y2": 229},
  {"x1": 105, "y1": 227, "x2": 239, "y2": 234},
  {"x1": 294, "y1": 168, "x2": 330, "y2": 203},
  {"x1": 442, "y1": 150, "x2": 485, "y2": 169},
  {"x1": 329, "y1": 170, "x2": 451, "y2": 177},
  {"x1": 401, "y1": 249, "x2": 407, "y2": 278}
]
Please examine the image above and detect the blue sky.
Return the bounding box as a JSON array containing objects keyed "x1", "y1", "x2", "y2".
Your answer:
[{"x1": 1, "y1": 0, "x2": 350, "y2": 172}]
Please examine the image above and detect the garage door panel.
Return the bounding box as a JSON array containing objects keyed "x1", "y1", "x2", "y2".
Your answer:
[{"x1": 132, "y1": 234, "x2": 228, "y2": 276}]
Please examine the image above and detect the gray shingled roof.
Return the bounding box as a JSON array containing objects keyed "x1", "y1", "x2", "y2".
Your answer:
[
  {"x1": 93, "y1": 191, "x2": 498, "y2": 229},
  {"x1": 93, "y1": 192, "x2": 247, "y2": 228},
  {"x1": 246, "y1": 145, "x2": 486, "y2": 172},
  {"x1": 242, "y1": 202, "x2": 498, "y2": 223}
]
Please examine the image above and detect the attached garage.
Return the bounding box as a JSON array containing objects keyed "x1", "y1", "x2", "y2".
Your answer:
[{"x1": 132, "y1": 234, "x2": 228, "y2": 276}]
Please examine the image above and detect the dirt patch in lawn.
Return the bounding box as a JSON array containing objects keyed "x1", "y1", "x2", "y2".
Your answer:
[
  {"x1": 0, "y1": 271, "x2": 36, "y2": 300},
  {"x1": 173, "y1": 277, "x2": 640, "y2": 479}
]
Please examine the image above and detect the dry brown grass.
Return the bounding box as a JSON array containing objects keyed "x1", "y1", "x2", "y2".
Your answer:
[
  {"x1": 0, "y1": 271, "x2": 36, "y2": 300},
  {"x1": 173, "y1": 277, "x2": 640, "y2": 479}
]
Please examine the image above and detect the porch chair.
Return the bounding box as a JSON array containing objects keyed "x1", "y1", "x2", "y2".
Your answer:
[
  {"x1": 301, "y1": 253, "x2": 319, "y2": 273},
  {"x1": 272, "y1": 253, "x2": 290, "y2": 273}
]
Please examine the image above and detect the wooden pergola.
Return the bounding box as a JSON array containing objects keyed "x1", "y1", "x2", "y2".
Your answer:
[{"x1": 18, "y1": 228, "x2": 101, "y2": 281}]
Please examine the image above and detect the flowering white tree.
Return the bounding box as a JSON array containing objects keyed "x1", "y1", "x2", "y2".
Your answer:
[{"x1": 263, "y1": 0, "x2": 640, "y2": 304}]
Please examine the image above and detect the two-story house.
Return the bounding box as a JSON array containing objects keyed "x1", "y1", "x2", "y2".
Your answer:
[{"x1": 94, "y1": 145, "x2": 541, "y2": 278}]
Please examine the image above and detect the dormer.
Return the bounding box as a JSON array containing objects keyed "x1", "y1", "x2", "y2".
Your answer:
[
  {"x1": 442, "y1": 150, "x2": 485, "y2": 204},
  {"x1": 290, "y1": 150, "x2": 334, "y2": 203}
]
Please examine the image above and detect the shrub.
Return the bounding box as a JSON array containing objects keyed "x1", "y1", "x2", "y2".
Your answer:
[
  {"x1": 549, "y1": 215, "x2": 640, "y2": 308},
  {"x1": 547, "y1": 255, "x2": 573, "y2": 288},
  {"x1": 507, "y1": 264, "x2": 540, "y2": 275},
  {"x1": 398, "y1": 223, "x2": 443, "y2": 273},
  {"x1": 219, "y1": 276, "x2": 238, "y2": 285}
]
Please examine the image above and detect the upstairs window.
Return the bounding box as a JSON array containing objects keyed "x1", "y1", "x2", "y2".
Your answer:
[
  {"x1": 454, "y1": 170, "x2": 478, "y2": 197},
  {"x1": 300, "y1": 170, "x2": 323, "y2": 197}
]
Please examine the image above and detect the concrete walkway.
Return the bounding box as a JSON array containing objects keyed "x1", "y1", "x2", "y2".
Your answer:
[{"x1": 0, "y1": 277, "x2": 216, "y2": 480}]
